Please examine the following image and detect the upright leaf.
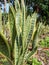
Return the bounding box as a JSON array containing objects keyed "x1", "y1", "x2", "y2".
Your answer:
[{"x1": 0, "y1": 10, "x2": 2, "y2": 32}]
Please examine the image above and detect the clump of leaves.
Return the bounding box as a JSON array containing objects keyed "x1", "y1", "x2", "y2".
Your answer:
[{"x1": 0, "y1": 0, "x2": 42, "y2": 65}]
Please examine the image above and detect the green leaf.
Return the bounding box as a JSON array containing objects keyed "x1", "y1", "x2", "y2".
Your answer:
[
  {"x1": 27, "y1": 13, "x2": 38, "y2": 44},
  {"x1": 9, "y1": 6, "x2": 16, "y2": 19},
  {"x1": 14, "y1": 40, "x2": 19, "y2": 65},
  {"x1": 32, "y1": 22, "x2": 42, "y2": 49},
  {"x1": 9, "y1": 6, "x2": 15, "y2": 33},
  {"x1": 0, "y1": 10, "x2": 2, "y2": 32},
  {"x1": 0, "y1": 33, "x2": 10, "y2": 58},
  {"x1": 15, "y1": 0, "x2": 20, "y2": 11},
  {"x1": 9, "y1": 6, "x2": 16, "y2": 47},
  {"x1": 25, "y1": 47, "x2": 37, "y2": 60}
]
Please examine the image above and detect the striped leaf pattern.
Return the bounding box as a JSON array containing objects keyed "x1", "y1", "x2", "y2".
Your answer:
[{"x1": 0, "y1": 0, "x2": 43, "y2": 65}]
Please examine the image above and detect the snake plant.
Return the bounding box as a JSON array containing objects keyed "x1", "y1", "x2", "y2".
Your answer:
[{"x1": 0, "y1": 0, "x2": 42, "y2": 65}]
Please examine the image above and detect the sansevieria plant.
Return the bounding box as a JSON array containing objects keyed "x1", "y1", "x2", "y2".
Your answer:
[{"x1": 0, "y1": 0, "x2": 42, "y2": 65}]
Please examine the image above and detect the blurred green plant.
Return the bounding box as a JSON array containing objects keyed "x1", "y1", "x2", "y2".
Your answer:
[
  {"x1": 39, "y1": 37, "x2": 49, "y2": 48},
  {"x1": 32, "y1": 58, "x2": 42, "y2": 65},
  {"x1": 0, "y1": 0, "x2": 42, "y2": 65}
]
